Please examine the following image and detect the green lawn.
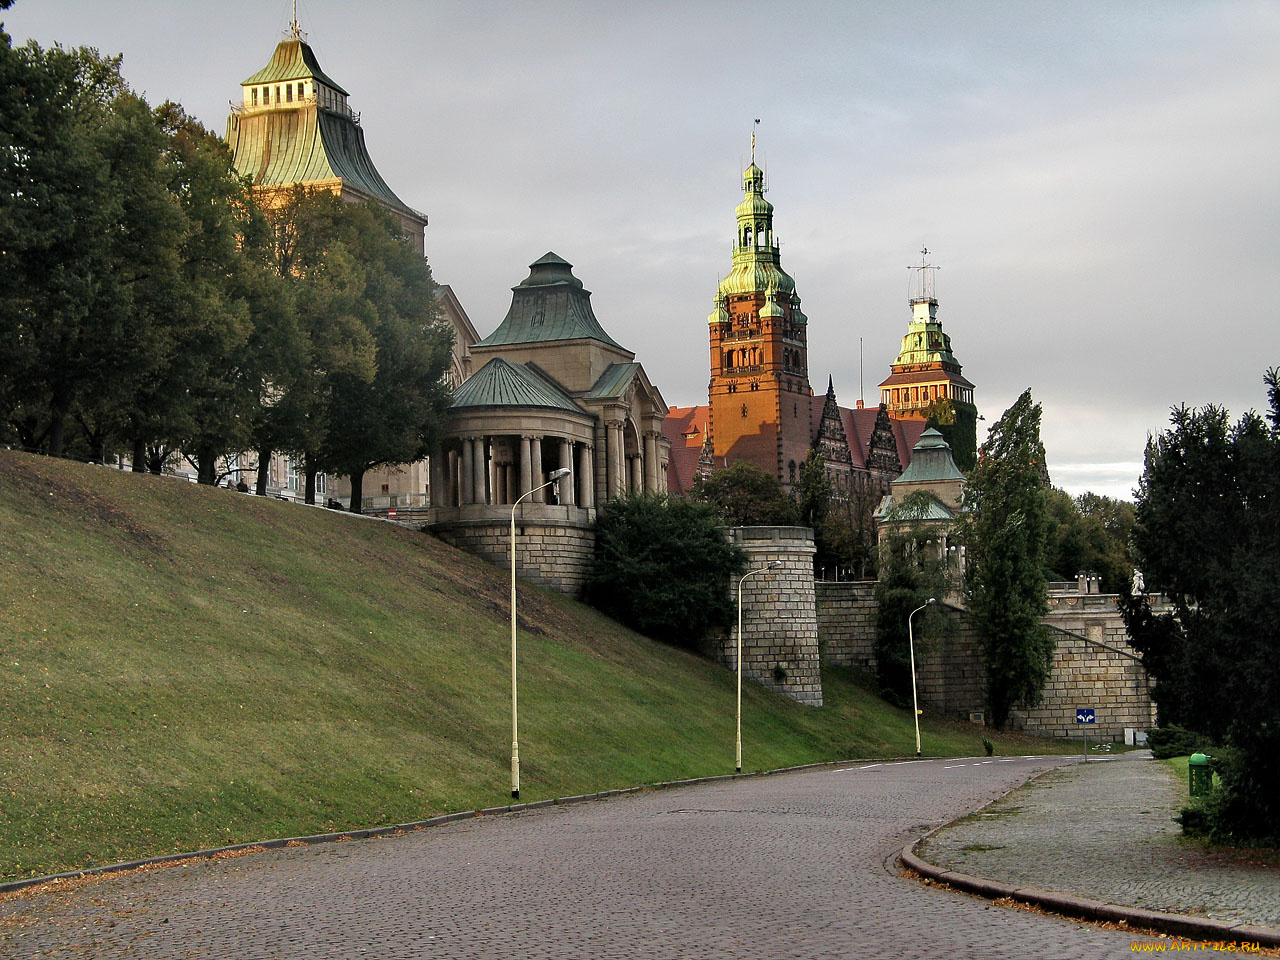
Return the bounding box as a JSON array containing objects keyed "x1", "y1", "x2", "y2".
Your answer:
[{"x1": 0, "y1": 450, "x2": 1074, "y2": 882}]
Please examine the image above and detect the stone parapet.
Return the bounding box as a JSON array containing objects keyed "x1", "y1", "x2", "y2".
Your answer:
[
  {"x1": 722, "y1": 526, "x2": 822, "y2": 707},
  {"x1": 429, "y1": 509, "x2": 595, "y2": 597}
]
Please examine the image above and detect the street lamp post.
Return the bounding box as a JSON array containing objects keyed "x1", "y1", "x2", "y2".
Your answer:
[
  {"x1": 736, "y1": 559, "x2": 784, "y2": 774},
  {"x1": 510, "y1": 465, "x2": 572, "y2": 800},
  {"x1": 908, "y1": 597, "x2": 936, "y2": 758}
]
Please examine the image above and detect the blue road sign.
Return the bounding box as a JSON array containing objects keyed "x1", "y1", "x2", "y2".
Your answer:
[{"x1": 1076, "y1": 709, "x2": 1096, "y2": 724}]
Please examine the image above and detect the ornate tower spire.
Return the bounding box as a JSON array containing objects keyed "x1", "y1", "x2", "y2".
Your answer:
[
  {"x1": 705, "y1": 153, "x2": 814, "y2": 490},
  {"x1": 878, "y1": 249, "x2": 978, "y2": 468}
]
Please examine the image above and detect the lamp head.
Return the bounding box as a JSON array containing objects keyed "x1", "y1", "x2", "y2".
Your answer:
[
  {"x1": 549, "y1": 467, "x2": 571, "y2": 479},
  {"x1": 769, "y1": 560, "x2": 783, "y2": 568},
  {"x1": 927, "y1": 597, "x2": 936, "y2": 605}
]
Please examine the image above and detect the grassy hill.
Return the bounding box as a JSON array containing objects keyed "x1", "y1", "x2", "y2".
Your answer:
[{"x1": 0, "y1": 450, "x2": 1067, "y2": 882}]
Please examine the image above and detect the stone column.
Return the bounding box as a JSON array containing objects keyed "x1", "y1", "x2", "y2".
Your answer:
[
  {"x1": 629, "y1": 454, "x2": 642, "y2": 494},
  {"x1": 606, "y1": 420, "x2": 624, "y2": 500},
  {"x1": 506, "y1": 460, "x2": 518, "y2": 504},
  {"x1": 493, "y1": 463, "x2": 506, "y2": 506},
  {"x1": 659, "y1": 457, "x2": 669, "y2": 493},
  {"x1": 476, "y1": 437, "x2": 491, "y2": 505},
  {"x1": 530, "y1": 436, "x2": 544, "y2": 503},
  {"x1": 643, "y1": 431, "x2": 658, "y2": 492},
  {"x1": 578, "y1": 444, "x2": 594, "y2": 508},
  {"x1": 519, "y1": 436, "x2": 533, "y2": 498},
  {"x1": 460, "y1": 437, "x2": 475, "y2": 504},
  {"x1": 559, "y1": 438, "x2": 574, "y2": 505},
  {"x1": 429, "y1": 451, "x2": 445, "y2": 507}
]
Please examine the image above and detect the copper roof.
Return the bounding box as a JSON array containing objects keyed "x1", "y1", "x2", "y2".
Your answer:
[
  {"x1": 476, "y1": 253, "x2": 628, "y2": 351},
  {"x1": 451, "y1": 357, "x2": 582, "y2": 413},
  {"x1": 226, "y1": 105, "x2": 424, "y2": 223},
  {"x1": 242, "y1": 39, "x2": 349, "y2": 95}
]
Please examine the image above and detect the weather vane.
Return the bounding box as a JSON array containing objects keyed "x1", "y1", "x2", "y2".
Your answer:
[
  {"x1": 908, "y1": 246, "x2": 939, "y2": 300},
  {"x1": 751, "y1": 118, "x2": 761, "y2": 163}
]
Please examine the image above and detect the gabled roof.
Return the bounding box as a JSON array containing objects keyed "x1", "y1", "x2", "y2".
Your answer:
[
  {"x1": 661, "y1": 405, "x2": 712, "y2": 496},
  {"x1": 450, "y1": 357, "x2": 582, "y2": 413},
  {"x1": 812, "y1": 404, "x2": 927, "y2": 471},
  {"x1": 243, "y1": 39, "x2": 350, "y2": 94},
  {"x1": 584, "y1": 362, "x2": 641, "y2": 400},
  {"x1": 475, "y1": 253, "x2": 628, "y2": 351}
]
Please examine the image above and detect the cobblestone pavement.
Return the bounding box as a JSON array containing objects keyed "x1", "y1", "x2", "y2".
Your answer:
[
  {"x1": 1, "y1": 756, "x2": 1193, "y2": 959},
  {"x1": 918, "y1": 750, "x2": 1280, "y2": 929}
]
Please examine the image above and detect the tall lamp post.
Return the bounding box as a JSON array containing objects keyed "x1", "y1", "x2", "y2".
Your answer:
[
  {"x1": 510, "y1": 465, "x2": 572, "y2": 800},
  {"x1": 908, "y1": 597, "x2": 936, "y2": 758},
  {"x1": 736, "y1": 560, "x2": 783, "y2": 773}
]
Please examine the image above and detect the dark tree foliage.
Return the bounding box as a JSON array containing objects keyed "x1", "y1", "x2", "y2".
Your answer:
[
  {"x1": 1043, "y1": 488, "x2": 1135, "y2": 593},
  {"x1": 874, "y1": 492, "x2": 954, "y2": 704},
  {"x1": 923, "y1": 398, "x2": 978, "y2": 472},
  {"x1": 1120, "y1": 369, "x2": 1280, "y2": 844},
  {"x1": 586, "y1": 494, "x2": 746, "y2": 649},
  {"x1": 960, "y1": 389, "x2": 1053, "y2": 729},
  {"x1": 692, "y1": 461, "x2": 798, "y2": 526},
  {"x1": 311, "y1": 202, "x2": 453, "y2": 512}
]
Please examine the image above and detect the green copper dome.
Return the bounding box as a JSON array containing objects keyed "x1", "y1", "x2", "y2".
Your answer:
[
  {"x1": 760, "y1": 292, "x2": 784, "y2": 319},
  {"x1": 707, "y1": 299, "x2": 731, "y2": 325},
  {"x1": 714, "y1": 159, "x2": 797, "y2": 300}
]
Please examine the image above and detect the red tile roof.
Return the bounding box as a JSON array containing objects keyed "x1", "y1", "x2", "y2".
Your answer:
[{"x1": 663, "y1": 403, "x2": 925, "y2": 494}]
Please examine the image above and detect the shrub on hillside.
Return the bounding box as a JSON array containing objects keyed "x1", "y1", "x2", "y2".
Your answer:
[
  {"x1": 585, "y1": 494, "x2": 745, "y2": 648},
  {"x1": 1146, "y1": 724, "x2": 1214, "y2": 760}
]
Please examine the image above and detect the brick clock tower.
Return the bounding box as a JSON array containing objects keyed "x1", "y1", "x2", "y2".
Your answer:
[{"x1": 706, "y1": 155, "x2": 814, "y2": 490}]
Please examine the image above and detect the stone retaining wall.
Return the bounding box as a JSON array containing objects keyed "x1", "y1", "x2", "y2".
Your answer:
[
  {"x1": 814, "y1": 580, "x2": 878, "y2": 670},
  {"x1": 813, "y1": 587, "x2": 1158, "y2": 741}
]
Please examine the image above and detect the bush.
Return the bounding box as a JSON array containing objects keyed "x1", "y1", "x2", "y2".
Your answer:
[
  {"x1": 1147, "y1": 724, "x2": 1215, "y2": 760},
  {"x1": 585, "y1": 494, "x2": 745, "y2": 648}
]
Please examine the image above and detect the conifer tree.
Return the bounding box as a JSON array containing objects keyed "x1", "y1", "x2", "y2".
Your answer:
[{"x1": 960, "y1": 389, "x2": 1052, "y2": 728}]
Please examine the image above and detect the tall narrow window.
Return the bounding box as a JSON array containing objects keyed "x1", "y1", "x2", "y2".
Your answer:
[
  {"x1": 286, "y1": 84, "x2": 293, "y2": 102},
  {"x1": 251, "y1": 88, "x2": 258, "y2": 106}
]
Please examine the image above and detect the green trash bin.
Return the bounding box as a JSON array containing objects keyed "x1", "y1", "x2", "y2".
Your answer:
[{"x1": 1188, "y1": 753, "x2": 1213, "y2": 797}]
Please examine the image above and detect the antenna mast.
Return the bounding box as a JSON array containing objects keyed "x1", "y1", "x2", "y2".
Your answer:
[{"x1": 288, "y1": 0, "x2": 306, "y2": 41}]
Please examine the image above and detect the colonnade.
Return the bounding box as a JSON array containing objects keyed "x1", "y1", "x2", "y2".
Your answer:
[
  {"x1": 432, "y1": 424, "x2": 668, "y2": 509},
  {"x1": 433, "y1": 434, "x2": 594, "y2": 509}
]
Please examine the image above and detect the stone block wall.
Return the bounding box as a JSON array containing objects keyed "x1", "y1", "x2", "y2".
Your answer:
[
  {"x1": 431, "y1": 512, "x2": 595, "y2": 596},
  {"x1": 814, "y1": 580, "x2": 878, "y2": 669},
  {"x1": 914, "y1": 604, "x2": 988, "y2": 723},
  {"x1": 813, "y1": 588, "x2": 1158, "y2": 741},
  {"x1": 721, "y1": 526, "x2": 822, "y2": 706},
  {"x1": 1011, "y1": 626, "x2": 1156, "y2": 741}
]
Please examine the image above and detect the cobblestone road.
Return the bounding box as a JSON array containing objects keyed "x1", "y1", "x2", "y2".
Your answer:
[
  {"x1": 918, "y1": 750, "x2": 1280, "y2": 928},
  {"x1": 2, "y1": 757, "x2": 1175, "y2": 959}
]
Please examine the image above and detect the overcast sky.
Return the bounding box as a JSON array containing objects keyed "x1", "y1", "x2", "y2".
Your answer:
[{"x1": 9, "y1": 0, "x2": 1279, "y2": 499}]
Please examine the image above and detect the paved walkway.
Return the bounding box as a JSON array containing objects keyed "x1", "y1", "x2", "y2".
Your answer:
[
  {"x1": 2, "y1": 756, "x2": 1169, "y2": 960},
  {"x1": 914, "y1": 750, "x2": 1280, "y2": 940}
]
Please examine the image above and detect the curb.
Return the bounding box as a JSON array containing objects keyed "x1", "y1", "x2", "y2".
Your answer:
[
  {"x1": 0, "y1": 754, "x2": 886, "y2": 897},
  {"x1": 899, "y1": 783, "x2": 1280, "y2": 950}
]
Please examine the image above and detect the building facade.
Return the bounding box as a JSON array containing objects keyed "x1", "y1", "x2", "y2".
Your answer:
[
  {"x1": 427, "y1": 253, "x2": 670, "y2": 595},
  {"x1": 878, "y1": 253, "x2": 978, "y2": 468},
  {"x1": 664, "y1": 157, "x2": 929, "y2": 501},
  {"x1": 223, "y1": 25, "x2": 479, "y2": 509}
]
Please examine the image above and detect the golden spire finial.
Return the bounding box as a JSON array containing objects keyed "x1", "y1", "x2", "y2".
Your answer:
[{"x1": 751, "y1": 118, "x2": 761, "y2": 163}]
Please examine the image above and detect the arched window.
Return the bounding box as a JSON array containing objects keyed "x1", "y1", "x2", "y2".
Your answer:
[{"x1": 789, "y1": 461, "x2": 797, "y2": 484}]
